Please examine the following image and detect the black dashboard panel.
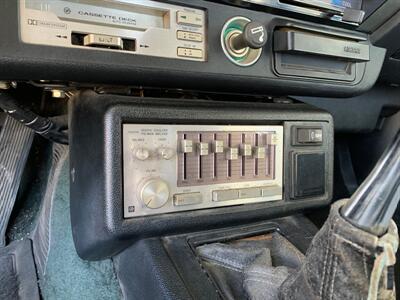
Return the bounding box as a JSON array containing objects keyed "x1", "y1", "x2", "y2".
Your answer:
[
  {"x1": 0, "y1": 0, "x2": 385, "y2": 97},
  {"x1": 373, "y1": 16, "x2": 400, "y2": 85},
  {"x1": 69, "y1": 90, "x2": 334, "y2": 260}
]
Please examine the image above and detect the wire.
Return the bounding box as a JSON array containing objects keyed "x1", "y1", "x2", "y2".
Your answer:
[{"x1": 0, "y1": 91, "x2": 68, "y2": 144}]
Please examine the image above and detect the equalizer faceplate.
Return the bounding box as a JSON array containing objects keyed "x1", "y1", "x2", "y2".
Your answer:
[{"x1": 123, "y1": 125, "x2": 283, "y2": 218}]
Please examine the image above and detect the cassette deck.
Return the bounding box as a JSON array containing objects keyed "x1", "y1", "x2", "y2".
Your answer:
[{"x1": 19, "y1": 0, "x2": 207, "y2": 61}]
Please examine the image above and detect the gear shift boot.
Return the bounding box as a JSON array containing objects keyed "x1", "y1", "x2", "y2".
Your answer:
[
  {"x1": 280, "y1": 200, "x2": 398, "y2": 300},
  {"x1": 197, "y1": 232, "x2": 304, "y2": 299},
  {"x1": 196, "y1": 200, "x2": 398, "y2": 300}
]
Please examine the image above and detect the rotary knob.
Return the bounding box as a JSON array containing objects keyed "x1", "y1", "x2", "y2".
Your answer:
[
  {"x1": 140, "y1": 179, "x2": 170, "y2": 209},
  {"x1": 157, "y1": 147, "x2": 175, "y2": 160},
  {"x1": 133, "y1": 147, "x2": 150, "y2": 161}
]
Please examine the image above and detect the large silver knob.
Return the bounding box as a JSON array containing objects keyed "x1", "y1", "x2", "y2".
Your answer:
[{"x1": 140, "y1": 179, "x2": 170, "y2": 209}]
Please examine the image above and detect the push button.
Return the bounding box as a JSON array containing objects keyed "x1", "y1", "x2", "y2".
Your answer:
[
  {"x1": 296, "y1": 128, "x2": 323, "y2": 144},
  {"x1": 177, "y1": 31, "x2": 203, "y2": 42},
  {"x1": 238, "y1": 188, "x2": 261, "y2": 199},
  {"x1": 261, "y1": 185, "x2": 282, "y2": 197},
  {"x1": 212, "y1": 190, "x2": 239, "y2": 202},
  {"x1": 174, "y1": 193, "x2": 203, "y2": 206},
  {"x1": 176, "y1": 11, "x2": 203, "y2": 27},
  {"x1": 83, "y1": 34, "x2": 123, "y2": 49},
  {"x1": 177, "y1": 47, "x2": 203, "y2": 59}
]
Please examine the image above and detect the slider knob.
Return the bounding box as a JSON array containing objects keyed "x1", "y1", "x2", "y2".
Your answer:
[
  {"x1": 230, "y1": 21, "x2": 267, "y2": 51},
  {"x1": 140, "y1": 178, "x2": 170, "y2": 209}
]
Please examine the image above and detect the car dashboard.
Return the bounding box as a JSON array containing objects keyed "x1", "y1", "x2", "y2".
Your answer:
[{"x1": 1, "y1": 0, "x2": 400, "y2": 299}]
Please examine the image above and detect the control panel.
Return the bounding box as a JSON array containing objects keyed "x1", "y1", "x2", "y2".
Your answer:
[
  {"x1": 123, "y1": 125, "x2": 283, "y2": 218},
  {"x1": 19, "y1": 0, "x2": 206, "y2": 61},
  {"x1": 2, "y1": 0, "x2": 383, "y2": 96}
]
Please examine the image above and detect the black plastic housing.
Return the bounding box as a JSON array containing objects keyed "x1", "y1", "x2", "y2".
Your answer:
[
  {"x1": 69, "y1": 90, "x2": 334, "y2": 260},
  {"x1": 114, "y1": 215, "x2": 318, "y2": 300}
]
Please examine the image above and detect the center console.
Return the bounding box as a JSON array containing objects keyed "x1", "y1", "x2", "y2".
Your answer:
[
  {"x1": 114, "y1": 214, "x2": 319, "y2": 300},
  {"x1": 69, "y1": 90, "x2": 333, "y2": 260}
]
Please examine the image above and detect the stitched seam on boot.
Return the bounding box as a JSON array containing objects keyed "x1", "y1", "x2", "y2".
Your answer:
[
  {"x1": 362, "y1": 252, "x2": 368, "y2": 278},
  {"x1": 319, "y1": 231, "x2": 331, "y2": 297},
  {"x1": 321, "y1": 216, "x2": 339, "y2": 298},
  {"x1": 329, "y1": 234, "x2": 339, "y2": 300},
  {"x1": 333, "y1": 234, "x2": 373, "y2": 256}
]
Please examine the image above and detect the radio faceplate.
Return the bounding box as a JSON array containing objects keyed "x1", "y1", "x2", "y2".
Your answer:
[
  {"x1": 19, "y1": 0, "x2": 206, "y2": 61},
  {"x1": 123, "y1": 125, "x2": 284, "y2": 218}
]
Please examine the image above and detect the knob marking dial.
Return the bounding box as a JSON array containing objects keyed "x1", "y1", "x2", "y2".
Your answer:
[{"x1": 140, "y1": 179, "x2": 170, "y2": 209}]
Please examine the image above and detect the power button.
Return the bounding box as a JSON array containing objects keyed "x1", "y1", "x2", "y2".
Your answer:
[{"x1": 295, "y1": 127, "x2": 323, "y2": 145}]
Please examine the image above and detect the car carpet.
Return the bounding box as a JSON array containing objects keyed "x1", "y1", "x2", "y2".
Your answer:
[{"x1": 31, "y1": 143, "x2": 122, "y2": 300}]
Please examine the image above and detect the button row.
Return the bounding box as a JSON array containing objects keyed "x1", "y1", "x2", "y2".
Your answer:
[
  {"x1": 176, "y1": 11, "x2": 204, "y2": 59},
  {"x1": 181, "y1": 139, "x2": 268, "y2": 159},
  {"x1": 212, "y1": 185, "x2": 282, "y2": 202},
  {"x1": 172, "y1": 185, "x2": 281, "y2": 207}
]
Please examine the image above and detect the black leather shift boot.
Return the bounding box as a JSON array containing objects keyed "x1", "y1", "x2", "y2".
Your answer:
[
  {"x1": 196, "y1": 232, "x2": 304, "y2": 300},
  {"x1": 196, "y1": 200, "x2": 398, "y2": 300},
  {"x1": 279, "y1": 200, "x2": 397, "y2": 300}
]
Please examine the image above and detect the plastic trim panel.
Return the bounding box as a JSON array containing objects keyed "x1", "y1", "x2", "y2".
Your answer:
[{"x1": 69, "y1": 90, "x2": 334, "y2": 260}]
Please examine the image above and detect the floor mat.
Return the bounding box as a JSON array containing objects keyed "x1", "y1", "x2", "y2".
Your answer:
[
  {"x1": 31, "y1": 144, "x2": 122, "y2": 300},
  {"x1": 0, "y1": 239, "x2": 40, "y2": 300},
  {"x1": 7, "y1": 137, "x2": 53, "y2": 243},
  {"x1": 0, "y1": 115, "x2": 34, "y2": 246}
]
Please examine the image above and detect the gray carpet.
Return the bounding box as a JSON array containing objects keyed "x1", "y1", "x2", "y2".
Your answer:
[{"x1": 32, "y1": 145, "x2": 122, "y2": 300}]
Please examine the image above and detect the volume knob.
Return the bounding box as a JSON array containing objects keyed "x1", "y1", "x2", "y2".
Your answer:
[{"x1": 140, "y1": 179, "x2": 170, "y2": 209}]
